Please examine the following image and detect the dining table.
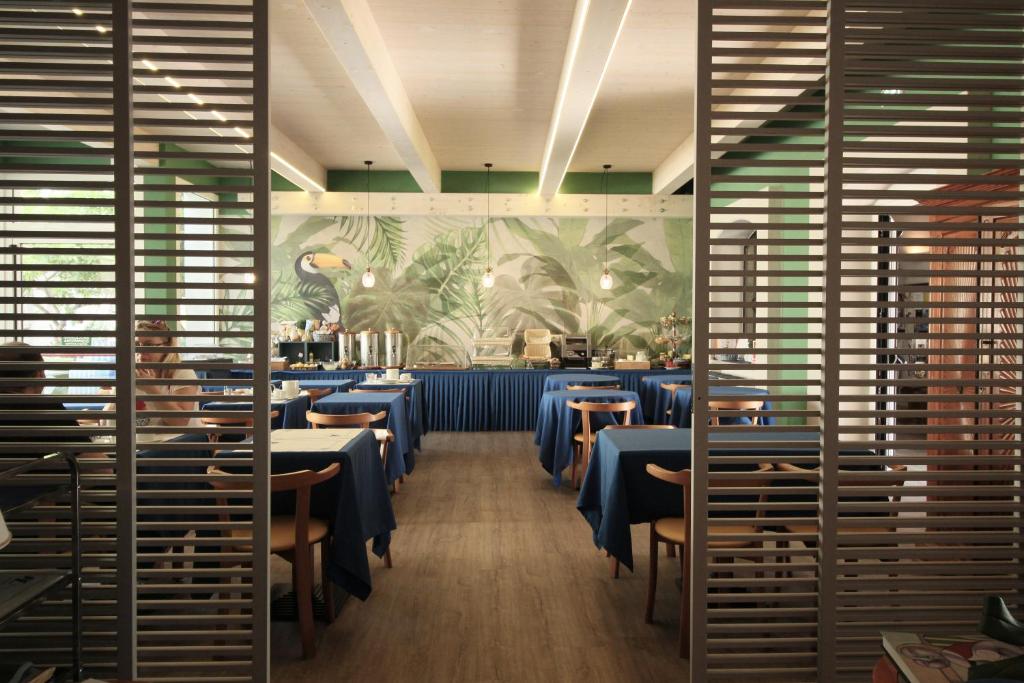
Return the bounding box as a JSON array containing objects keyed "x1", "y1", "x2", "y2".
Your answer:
[
  {"x1": 201, "y1": 393, "x2": 311, "y2": 430},
  {"x1": 667, "y1": 385, "x2": 774, "y2": 428},
  {"x1": 534, "y1": 388, "x2": 645, "y2": 487},
  {"x1": 352, "y1": 379, "x2": 426, "y2": 451},
  {"x1": 310, "y1": 391, "x2": 413, "y2": 485},
  {"x1": 638, "y1": 373, "x2": 693, "y2": 424},
  {"x1": 269, "y1": 428, "x2": 395, "y2": 601},
  {"x1": 291, "y1": 378, "x2": 356, "y2": 394},
  {"x1": 576, "y1": 428, "x2": 869, "y2": 570},
  {"x1": 541, "y1": 373, "x2": 622, "y2": 392}
]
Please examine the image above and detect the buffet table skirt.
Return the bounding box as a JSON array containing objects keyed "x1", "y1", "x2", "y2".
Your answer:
[{"x1": 262, "y1": 369, "x2": 689, "y2": 432}]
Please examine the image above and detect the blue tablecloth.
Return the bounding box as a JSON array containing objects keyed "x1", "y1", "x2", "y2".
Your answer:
[
  {"x1": 668, "y1": 386, "x2": 774, "y2": 428},
  {"x1": 202, "y1": 394, "x2": 310, "y2": 430},
  {"x1": 271, "y1": 429, "x2": 395, "y2": 601},
  {"x1": 541, "y1": 374, "x2": 621, "y2": 392},
  {"x1": 311, "y1": 392, "x2": 412, "y2": 484},
  {"x1": 353, "y1": 379, "x2": 426, "y2": 450},
  {"x1": 534, "y1": 389, "x2": 645, "y2": 486},
  {"x1": 293, "y1": 378, "x2": 355, "y2": 393},
  {"x1": 577, "y1": 429, "x2": 858, "y2": 570},
  {"x1": 639, "y1": 374, "x2": 693, "y2": 424}
]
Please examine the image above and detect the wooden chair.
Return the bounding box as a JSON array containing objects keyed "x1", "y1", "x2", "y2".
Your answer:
[
  {"x1": 306, "y1": 410, "x2": 386, "y2": 429},
  {"x1": 774, "y1": 461, "x2": 907, "y2": 546},
  {"x1": 565, "y1": 399, "x2": 635, "y2": 489},
  {"x1": 201, "y1": 410, "x2": 279, "y2": 443},
  {"x1": 707, "y1": 398, "x2": 765, "y2": 426},
  {"x1": 305, "y1": 387, "x2": 331, "y2": 404},
  {"x1": 371, "y1": 428, "x2": 396, "y2": 565},
  {"x1": 644, "y1": 462, "x2": 773, "y2": 658},
  {"x1": 659, "y1": 383, "x2": 688, "y2": 420},
  {"x1": 566, "y1": 384, "x2": 621, "y2": 391},
  {"x1": 207, "y1": 461, "x2": 340, "y2": 659}
]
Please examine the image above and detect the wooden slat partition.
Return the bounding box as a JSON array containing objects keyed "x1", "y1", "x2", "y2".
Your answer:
[
  {"x1": 0, "y1": 1, "x2": 269, "y2": 680},
  {"x1": 695, "y1": 0, "x2": 1023, "y2": 680}
]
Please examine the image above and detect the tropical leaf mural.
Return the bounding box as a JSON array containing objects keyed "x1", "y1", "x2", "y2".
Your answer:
[{"x1": 269, "y1": 213, "x2": 691, "y2": 356}]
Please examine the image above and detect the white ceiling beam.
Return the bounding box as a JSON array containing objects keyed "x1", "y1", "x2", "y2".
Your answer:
[
  {"x1": 303, "y1": 0, "x2": 441, "y2": 193},
  {"x1": 538, "y1": 0, "x2": 633, "y2": 198},
  {"x1": 270, "y1": 125, "x2": 327, "y2": 193},
  {"x1": 652, "y1": 133, "x2": 695, "y2": 195}
]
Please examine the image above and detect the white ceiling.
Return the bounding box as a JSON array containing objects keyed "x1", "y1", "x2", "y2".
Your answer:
[{"x1": 270, "y1": 0, "x2": 697, "y2": 180}]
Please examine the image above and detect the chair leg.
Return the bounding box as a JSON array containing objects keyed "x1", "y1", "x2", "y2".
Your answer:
[
  {"x1": 666, "y1": 542, "x2": 676, "y2": 558},
  {"x1": 320, "y1": 539, "x2": 335, "y2": 624},
  {"x1": 295, "y1": 544, "x2": 315, "y2": 659},
  {"x1": 384, "y1": 546, "x2": 393, "y2": 569},
  {"x1": 606, "y1": 550, "x2": 620, "y2": 579},
  {"x1": 681, "y1": 541, "x2": 691, "y2": 659},
  {"x1": 570, "y1": 444, "x2": 579, "y2": 489},
  {"x1": 646, "y1": 523, "x2": 658, "y2": 624}
]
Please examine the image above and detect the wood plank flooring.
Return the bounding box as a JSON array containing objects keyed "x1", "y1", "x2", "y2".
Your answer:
[{"x1": 270, "y1": 431, "x2": 688, "y2": 682}]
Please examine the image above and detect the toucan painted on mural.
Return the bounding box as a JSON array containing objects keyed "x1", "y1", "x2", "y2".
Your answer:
[{"x1": 295, "y1": 251, "x2": 351, "y2": 326}]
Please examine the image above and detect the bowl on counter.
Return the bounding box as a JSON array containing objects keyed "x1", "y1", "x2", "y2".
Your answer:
[{"x1": 321, "y1": 362, "x2": 338, "y2": 371}]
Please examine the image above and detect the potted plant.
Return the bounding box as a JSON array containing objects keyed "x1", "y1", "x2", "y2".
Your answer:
[{"x1": 654, "y1": 311, "x2": 691, "y2": 368}]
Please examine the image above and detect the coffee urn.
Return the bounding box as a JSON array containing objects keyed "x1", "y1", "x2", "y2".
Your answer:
[
  {"x1": 340, "y1": 331, "x2": 358, "y2": 366},
  {"x1": 359, "y1": 329, "x2": 380, "y2": 368},
  {"x1": 384, "y1": 327, "x2": 404, "y2": 368}
]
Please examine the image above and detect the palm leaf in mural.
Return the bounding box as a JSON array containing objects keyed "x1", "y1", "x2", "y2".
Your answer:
[
  {"x1": 270, "y1": 272, "x2": 335, "y2": 323},
  {"x1": 366, "y1": 216, "x2": 406, "y2": 271}
]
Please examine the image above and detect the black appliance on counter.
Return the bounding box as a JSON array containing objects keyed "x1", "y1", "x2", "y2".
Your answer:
[{"x1": 562, "y1": 335, "x2": 590, "y2": 368}]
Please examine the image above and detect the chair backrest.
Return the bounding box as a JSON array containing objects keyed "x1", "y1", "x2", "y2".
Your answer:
[
  {"x1": 659, "y1": 383, "x2": 688, "y2": 416},
  {"x1": 707, "y1": 398, "x2": 765, "y2": 426},
  {"x1": 306, "y1": 388, "x2": 331, "y2": 404},
  {"x1": 645, "y1": 463, "x2": 774, "y2": 518},
  {"x1": 307, "y1": 410, "x2": 386, "y2": 429},
  {"x1": 207, "y1": 462, "x2": 340, "y2": 551},
  {"x1": 775, "y1": 461, "x2": 908, "y2": 505},
  {"x1": 566, "y1": 399, "x2": 635, "y2": 455},
  {"x1": 566, "y1": 384, "x2": 621, "y2": 391}
]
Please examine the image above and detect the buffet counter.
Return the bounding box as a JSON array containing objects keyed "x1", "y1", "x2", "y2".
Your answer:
[{"x1": 255, "y1": 368, "x2": 693, "y2": 432}]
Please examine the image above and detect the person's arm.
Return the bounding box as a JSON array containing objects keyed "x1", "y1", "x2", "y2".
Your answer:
[{"x1": 137, "y1": 369, "x2": 197, "y2": 427}]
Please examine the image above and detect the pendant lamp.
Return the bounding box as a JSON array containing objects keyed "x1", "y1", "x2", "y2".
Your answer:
[
  {"x1": 482, "y1": 162, "x2": 495, "y2": 288},
  {"x1": 361, "y1": 160, "x2": 376, "y2": 288},
  {"x1": 599, "y1": 164, "x2": 614, "y2": 290}
]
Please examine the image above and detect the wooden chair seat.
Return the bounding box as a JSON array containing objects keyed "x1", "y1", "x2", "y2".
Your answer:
[
  {"x1": 653, "y1": 517, "x2": 758, "y2": 548},
  {"x1": 271, "y1": 515, "x2": 329, "y2": 553},
  {"x1": 566, "y1": 384, "x2": 621, "y2": 391}
]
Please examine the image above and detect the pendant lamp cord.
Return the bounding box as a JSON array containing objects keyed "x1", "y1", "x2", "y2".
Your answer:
[
  {"x1": 603, "y1": 164, "x2": 610, "y2": 267},
  {"x1": 364, "y1": 161, "x2": 373, "y2": 270},
  {"x1": 485, "y1": 163, "x2": 492, "y2": 266}
]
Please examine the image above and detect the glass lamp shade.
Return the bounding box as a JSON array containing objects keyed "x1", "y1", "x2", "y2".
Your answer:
[
  {"x1": 482, "y1": 267, "x2": 495, "y2": 288},
  {"x1": 361, "y1": 267, "x2": 376, "y2": 288},
  {"x1": 599, "y1": 269, "x2": 614, "y2": 290}
]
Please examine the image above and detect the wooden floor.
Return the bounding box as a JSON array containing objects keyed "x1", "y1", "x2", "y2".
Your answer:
[{"x1": 270, "y1": 431, "x2": 688, "y2": 682}]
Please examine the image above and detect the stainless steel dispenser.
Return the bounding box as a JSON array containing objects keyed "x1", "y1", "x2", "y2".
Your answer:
[
  {"x1": 384, "y1": 327, "x2": 404, "y2": 367},
  {"x1": 340, "y1": 331, "x2": 358, "y2": 366},
  {"x1": 359, "y1": 329, "x2": 380, "y2": 368}
]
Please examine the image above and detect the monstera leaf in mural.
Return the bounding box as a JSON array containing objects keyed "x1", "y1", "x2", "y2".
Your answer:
[{"x1": 270, "y1": 211, "x2": 692, "y2": 356}]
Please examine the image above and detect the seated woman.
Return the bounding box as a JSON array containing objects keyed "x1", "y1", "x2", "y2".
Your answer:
[{"x1": 131, "y1": 320, "x2": 201, "y2": 440}]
